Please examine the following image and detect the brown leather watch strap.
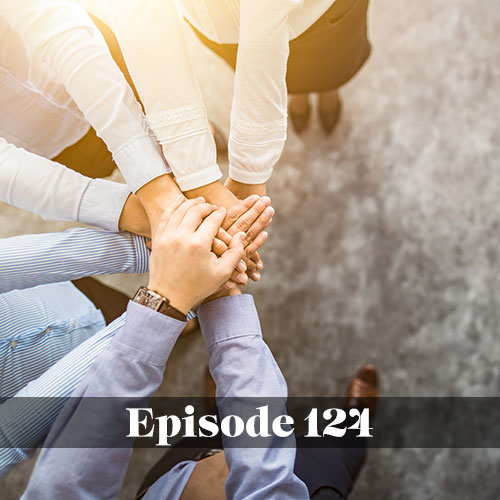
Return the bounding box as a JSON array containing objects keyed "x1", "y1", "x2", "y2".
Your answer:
[
  {"x1": 132, "y1": 287, "x2": 187, "y2": 322},
  {"x1": 156, "y1": 300, "x2": 188, "y2": 322}
]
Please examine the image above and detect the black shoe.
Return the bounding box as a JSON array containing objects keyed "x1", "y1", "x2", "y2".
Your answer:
[
  {"x1": 318, "y1": 90, "x2": 342, "y2": 135},
  {"x1": 289, "y1": 94, "x2": 312, "y2": 134}
]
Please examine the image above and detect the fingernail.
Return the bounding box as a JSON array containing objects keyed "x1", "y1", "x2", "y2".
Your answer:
[
  {"x1": 257, "y1": 262, "x2": 264, "y2": 271},
  {"x1": 197, "y1": 196, "x2": 205, "y2": 202},
  {"x1": 226, "y1": 281, "x2": 236, "y2": 289},
  {"x1": 237, "y1": 260, "x2": 247, "y2": 272},
  {"x1": 260, "y1": 196, "x2": 271, "y2": 207},
  {"x1": 264, "y1": 207, "x2": 274, "y2": 218},
  {"x1": 236, "y1": 273, "x2": 247, "y2": 284},
  {"x1": 175, "y1": 194, "x2": 184, "y2": 201},
  {"x1": 251, "y1": 272, "x2": 261, "y2": 281},
  {"x1": 248, "y1": 194, "x2": 260, "y2": 203}
]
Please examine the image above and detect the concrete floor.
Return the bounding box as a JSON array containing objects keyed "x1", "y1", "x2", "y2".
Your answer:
[{"x1": 2, "y1": 0, "x2": 500, "y2": 498}]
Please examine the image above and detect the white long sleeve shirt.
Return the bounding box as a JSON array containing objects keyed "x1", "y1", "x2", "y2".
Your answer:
[
  {"x1": 0, "y1": 0, "x2": 170, "y2": 209},
  {"x1": 80, "y1": 0, "x2": 334, "y2": 190},
  {"x1": 0, "y1": 137, "x2": 131, "y2": 231}
]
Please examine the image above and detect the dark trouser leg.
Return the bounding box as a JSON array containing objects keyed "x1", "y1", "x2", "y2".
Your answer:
[
  {"x1": 294, "y1": 438, "x2": 366, "y2": 499},
  {"x1": 72, "y1": 277, "x2": 130, "y2": 325}
]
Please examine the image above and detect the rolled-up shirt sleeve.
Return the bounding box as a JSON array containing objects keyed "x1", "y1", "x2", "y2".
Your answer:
[
  {"x1": 0, "y1": 0, "x2": 170, "y2": 193},
  {"x1": 87, "y1": 0, "x2": 222, "y2": 192},
  {"x1": 229, "y1": 0, "x2": 302, "y2": 185}
]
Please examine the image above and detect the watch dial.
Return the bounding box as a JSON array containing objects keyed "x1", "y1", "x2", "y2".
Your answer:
[{"x1": 144, "y1": 294, "x2": 162, "y2": 310}]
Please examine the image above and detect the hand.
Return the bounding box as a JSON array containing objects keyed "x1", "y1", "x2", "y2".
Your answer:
[
  {"x1": 185, "y1": 182, "x2": 273, "y2": 281},
  {"x1": 148, "y1": 195, "x2": 246, "y2": 314},
  {"x1": 135, "y1": 174, "x2": 185, "y2": 234},
  {"x1": 214, "y1": 195, "x2": 274, "y2": 283},
  {"x1": 225, "y1": 178, "x2": 266, "y2": 199},
  {"x1": 118, "y1": 194, "x2": 151, "y2": 237},
  {"x1": 204, "y1": 284, "x2": 242, "y2": 305},
  {"x1": 184, "y1": 180, "x2": 239, "y2": 214}
]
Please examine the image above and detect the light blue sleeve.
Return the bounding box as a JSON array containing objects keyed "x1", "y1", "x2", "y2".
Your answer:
[
  {"x1": 0, "y1": 227, "x2": 149, "y2": 293},
  {"x1": 198, "y1": 294, "x2": 309, "y2": 500},
  {"x1": 20, "y1": 301, "x2": 186, "y2": 499}
]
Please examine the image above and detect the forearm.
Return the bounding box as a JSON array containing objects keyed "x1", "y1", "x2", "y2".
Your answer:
[
  {"x1": 10, "y1": 0, "x2": 169, "y2": 192},
  {"x1": 100, "y1": 0, "x2": 221, "y2": 192},
  {"x1": 22, "y1": 302, "x2": 186, "y2": 499},
  {"x1": 198, "y1": 295, "x2": 308, "y2": 500},
  {"x1": 229, "y1": 0, "x2": 298, "y2": 185},
  {"x1": 0, "y1": 314, "x2": 126, "y2": 477},
  {"x1": 0, "y1": 227, "x2": 148, "y2": 293}
]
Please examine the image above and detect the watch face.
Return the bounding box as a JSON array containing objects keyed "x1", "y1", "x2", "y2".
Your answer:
[{"x1": 136, "y1": 288, "x2": 162, "y2": 311}]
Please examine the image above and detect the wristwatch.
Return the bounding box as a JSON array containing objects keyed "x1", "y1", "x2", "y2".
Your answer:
[{"x1": 132, "y1": 286, "x2": 187, "y2": 322}]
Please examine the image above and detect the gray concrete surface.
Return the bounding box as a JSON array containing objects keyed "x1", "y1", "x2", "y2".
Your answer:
[{"x1": 2, "y1": 0, "x2": 500, "y2": 498}]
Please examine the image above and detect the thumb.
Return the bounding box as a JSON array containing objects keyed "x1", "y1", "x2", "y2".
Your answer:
[{"x1": 218, "y1": 232, "x2": 246, "y2": 276}]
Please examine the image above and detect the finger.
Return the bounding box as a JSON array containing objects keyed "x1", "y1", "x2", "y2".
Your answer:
[
  {"x1": 156, "y1": 194, "x2": 185, "y2": 235},
  {"x1": 243, "y1": 255, "x2": 256, "y2": 273},
  {"x1": 226, "y1": 196, "x2": 271, "y2": 236},
  {"x1": 217, "y1": 232, "x2": 246, "y2": 277},
  {"x1": 212, "y1": 237, "x2": 228, "y2": 257},
  {"x1": 250, "y1": 250, "x2": 260, "y2": 265},
  {"x1": 245, "y1": 231, "x2": 268, "y2": 257},
  {"x1": 179, "y1": 203, "x2": 217, "y2": 232},
  {"x1": 167, "y1": 197, "x2": 205, "y2": 229},
  {"x1": 248, "y1": 271, "x2": 261, "y2": 282},
  {"x1": 196, "y1": 207, "x2": 227, "y2": 245},
  {"x1": 222, "y1": 280, "x2": 238, "y2": 290},
  {"x1": 222, "y1": 195, "x2": 261, "y2": 230},
  {"x1": 242, "y1": 206, "x2": 274, "y2": 247},
  {"x1": 230, "y1": 269, "x2": 248, "y2": 286},
  {"x1": 217, "y1": 227, "x2": 232, "y2": 246}
]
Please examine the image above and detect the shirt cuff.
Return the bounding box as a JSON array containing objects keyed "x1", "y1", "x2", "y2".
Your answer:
[
  {"x1": 132, "y1": 235, "x2": 150, "y2": 274},
  {"x1": 113, "y1": 301, "x2": 186, "y2": 365},
  {"x1": 228, "y1": 164, "x2": 274, "y2": 185},
  {"x1": 174, "y1": 164, "x2": 223, "y2": 192},
  {"x1": 78, "y1": 179, "x2": 131, "y2": 232},
  {"x1": 198, "y1": 294, "x2": 261, "y2": 350},
  {"x1": 112, "y1": 134, "x2": 171, "y2": 193}
]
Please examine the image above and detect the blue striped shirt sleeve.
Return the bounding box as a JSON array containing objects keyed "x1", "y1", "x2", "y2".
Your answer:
[{"x1": 0, "y1": 227, "x2": 150, "y2": 293}]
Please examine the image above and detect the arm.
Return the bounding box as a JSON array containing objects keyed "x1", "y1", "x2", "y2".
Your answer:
[
  {"x1": 0, "y1": 227, "x2": 149, "y2": 293},
  {"x1": 20, "y1": 198, "x2": 245, "y2": 497},
  {"x1": 0, "y1": 137, "x2": 131, "y2": 231},
  {"x1": 0, "y1": 0, "x2": 171, "y2": 194},
  {"x1": 227, "y1": 0, "x2": 302, "y2": 193},
  {"x1": 90, "y1": 0, "x2": 221, "y2": 195},
  {"x1": 21, "y1": 302, "x2": 186, "y2": 499},
  {"x1": 198, "y1": 293, "x2": 308, "y2": 500}
]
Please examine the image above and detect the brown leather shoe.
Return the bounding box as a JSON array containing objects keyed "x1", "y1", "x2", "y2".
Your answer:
[{"x1": 345, "y1": 364, "x2": 379, "y2": 415}]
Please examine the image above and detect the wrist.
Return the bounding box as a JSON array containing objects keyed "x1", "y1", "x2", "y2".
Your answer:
[
  {"x1": 203, "y1": 287, "x2": 241, "y2": 305},
  {"x1": 118, "y1": 194, "x2": 151, "y2": 237},
  {"x1": 136, "y1": 174, "x2": 182, "y2": 212},
  {"x1": 225, "y1": 179, "x2": 266, "y2": 198},
  {"x1": 146, "y1": 282, "x2": 193, "y2": 316},
  {"x1": 184, "y1": 180, "x2": 223, "y2": 201}
]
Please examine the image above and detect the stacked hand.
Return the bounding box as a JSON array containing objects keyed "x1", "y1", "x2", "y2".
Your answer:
[
  {"x1": 120, "y1": 176, "x2": 274, "y2": 287},
  {"x1": 148, "y1": 196, "x2": 247, "y2": 313}
]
